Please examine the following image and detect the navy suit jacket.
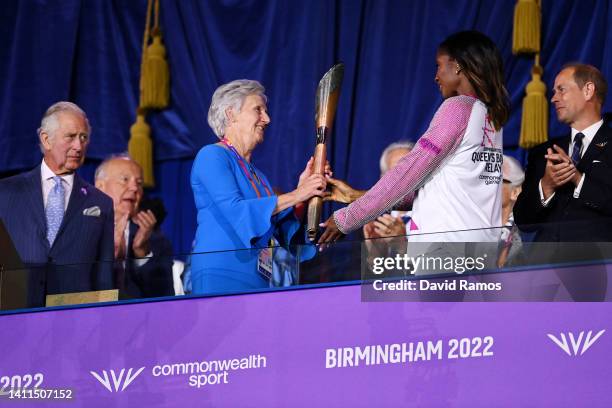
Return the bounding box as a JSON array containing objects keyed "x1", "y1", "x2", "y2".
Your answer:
[
  {"x1": 515, "y1": 122, "x2": 612, "y2": 241},
  {"x1": 0, "y1": 165, "x2": 114, "y2": 306},
  {"x1": 118, "y1": 222, "x2": 174, "y2": 299}
]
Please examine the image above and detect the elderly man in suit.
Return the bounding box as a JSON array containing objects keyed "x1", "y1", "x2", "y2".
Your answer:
[
  {"x1": 0, "y1": 101, "x2": 114, "y2": 307},
  {"x1": 515, "y1": 63, "x2": 612, "y2": 241},
  {"x1": 95, "y1": 155, "x2": 174, "y2": 298}
]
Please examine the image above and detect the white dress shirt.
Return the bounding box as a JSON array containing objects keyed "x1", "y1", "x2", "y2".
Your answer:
[{"x1": 41, "y1": 159, "x2": 74, "y2": 210}]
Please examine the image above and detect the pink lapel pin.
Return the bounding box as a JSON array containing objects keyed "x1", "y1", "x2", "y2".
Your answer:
[{"x1": 81, "y1": 187, "x2": 88, "y2": 196}]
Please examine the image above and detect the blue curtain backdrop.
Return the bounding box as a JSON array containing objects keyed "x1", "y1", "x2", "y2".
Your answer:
[{"x1": 1, "y1": 0, "x2": 611, "y2": 253}]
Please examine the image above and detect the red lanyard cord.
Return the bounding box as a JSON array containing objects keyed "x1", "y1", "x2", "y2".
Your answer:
[{"x1": 220, "y1": 138, "x2": 273, "y2": 198}]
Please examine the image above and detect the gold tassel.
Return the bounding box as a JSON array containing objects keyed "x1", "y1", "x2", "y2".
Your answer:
[
  {"x1": 128, "y1": 110, "x2": 155, "y2": 187},
  {"x1": 519, "y1": 62, "x2": 548, "y2": 149},
  {"x1": 512, "y1": 0, "x2": 541, "y2": 54},
  {"x1": 141, "y1": 28, "x2": 170, "y2": 109}
]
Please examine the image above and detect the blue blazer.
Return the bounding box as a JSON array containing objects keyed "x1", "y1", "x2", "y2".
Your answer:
[{"x1": 0, "y1": 166, "x2": 114, "y2": 306}]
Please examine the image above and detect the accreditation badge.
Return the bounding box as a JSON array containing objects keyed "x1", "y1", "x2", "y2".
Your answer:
[{"x1": 257, "y1": 245, "x2": 274, "y2": 281}]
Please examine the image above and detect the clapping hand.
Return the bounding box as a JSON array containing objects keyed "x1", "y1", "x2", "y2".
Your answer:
[
  {"x1": 370, "y1": 214, "x2": 406, "y2": 238},
  {"x1": 541, "y1": 145, "x2": 581, "y2": 198},
  {"x1": 131, "y1": 210, "x2": 157, "y2": 258},
  {"x1": 114, "y1": 212, "x2": 129, "y2": 260}
]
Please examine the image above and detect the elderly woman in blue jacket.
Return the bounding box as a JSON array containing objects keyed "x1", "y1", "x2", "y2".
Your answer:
[{"x1": 190, "y1": 79, "x2": 326, "y2": 294}]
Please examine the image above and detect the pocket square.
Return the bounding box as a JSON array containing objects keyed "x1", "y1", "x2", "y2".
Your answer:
[{"x1": 83, "y1": 206, "x2": 101, "y2": 217}]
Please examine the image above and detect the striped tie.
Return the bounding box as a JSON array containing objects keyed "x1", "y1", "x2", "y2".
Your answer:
[
  {"x1": 46, "y1": 176, "x2": 65, "y2": 245},
  {"x1": 571, "y1": 132, "x2": 585, "y2": 165}
]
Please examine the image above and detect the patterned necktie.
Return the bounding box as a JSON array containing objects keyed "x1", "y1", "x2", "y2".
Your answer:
[
  {"x1": 571, "y1": 132, "x2": 585, "y2": 165},
  {"x1": 46, "y1": 176, "x2": 65, "y2": 246}
]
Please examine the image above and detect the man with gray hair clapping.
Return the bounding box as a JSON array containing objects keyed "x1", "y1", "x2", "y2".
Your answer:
[{"x1": 95, "y1": 155, "x2": 174, "y2": 298}]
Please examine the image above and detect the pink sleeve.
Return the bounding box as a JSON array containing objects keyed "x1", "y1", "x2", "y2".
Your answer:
[
  {"x1": 392, "y1": 191, "x2": 416, "y2": 211},
  {"x1": 333, "y1": 95, "x2": 476, "y2": 234}
]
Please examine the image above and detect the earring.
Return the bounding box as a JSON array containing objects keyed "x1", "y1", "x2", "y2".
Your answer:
[{"x1": 455, "y1": 64, "x2": 462, "y2": 75}]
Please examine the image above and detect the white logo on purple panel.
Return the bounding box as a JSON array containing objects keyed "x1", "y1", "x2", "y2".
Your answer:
[
  {"x1": 547, "y1": 330, "x2": 605, "y2": 357},
  {"x1": 90, "y1": 367, "x2": 145, "y2": 392}
]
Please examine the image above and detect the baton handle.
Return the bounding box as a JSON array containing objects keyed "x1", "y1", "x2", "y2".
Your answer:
[{"x1": 307, "y1": 142, "x2": 327, "y2": 241}]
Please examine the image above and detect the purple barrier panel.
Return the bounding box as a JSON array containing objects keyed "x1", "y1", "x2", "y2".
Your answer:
[{"x1": 0, "y1": 284, "x2": 611, "y2": 407}]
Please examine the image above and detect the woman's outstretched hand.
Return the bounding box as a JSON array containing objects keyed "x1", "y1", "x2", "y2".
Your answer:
[
  {"x1": 323, "y1": 177, "x2": 365, "y2": 204},
  {"x1": 318, "y1": 215, "x2": 344, "y2": 246}
]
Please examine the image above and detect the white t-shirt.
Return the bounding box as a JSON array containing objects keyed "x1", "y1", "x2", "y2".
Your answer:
[{"x1": 409, "y1": 100, "x2": 503, "y2": 243}]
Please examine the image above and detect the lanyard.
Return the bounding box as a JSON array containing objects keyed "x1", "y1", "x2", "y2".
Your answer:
[{"x1": 221, "y1": 138, "x2": 273, "y2": 198}]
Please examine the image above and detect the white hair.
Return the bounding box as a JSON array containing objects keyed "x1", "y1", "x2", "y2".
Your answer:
[
  {"x1": 95, "y1": 153, "x2": 137, "y2": 181},
  {"x1": 502, "y1": 155, "x2": 525, "y2": 187},
  {"x1": 38, "y1": 101, "x2": 91, "y2": 153},
  {"x1": 207, "y1": 79, "x2": 267, "y2": 138},
  {"x1": 379, "y1": 141, "x2": 415, "y2": 174}
]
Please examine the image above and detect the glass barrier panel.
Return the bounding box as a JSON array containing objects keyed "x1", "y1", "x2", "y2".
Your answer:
[
  {"x1": 3, "y1": 220, "x2": 612, "y2": 314},
  {"x1": 0, "y1": 266, "x2": 32, "y2": 311}
]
